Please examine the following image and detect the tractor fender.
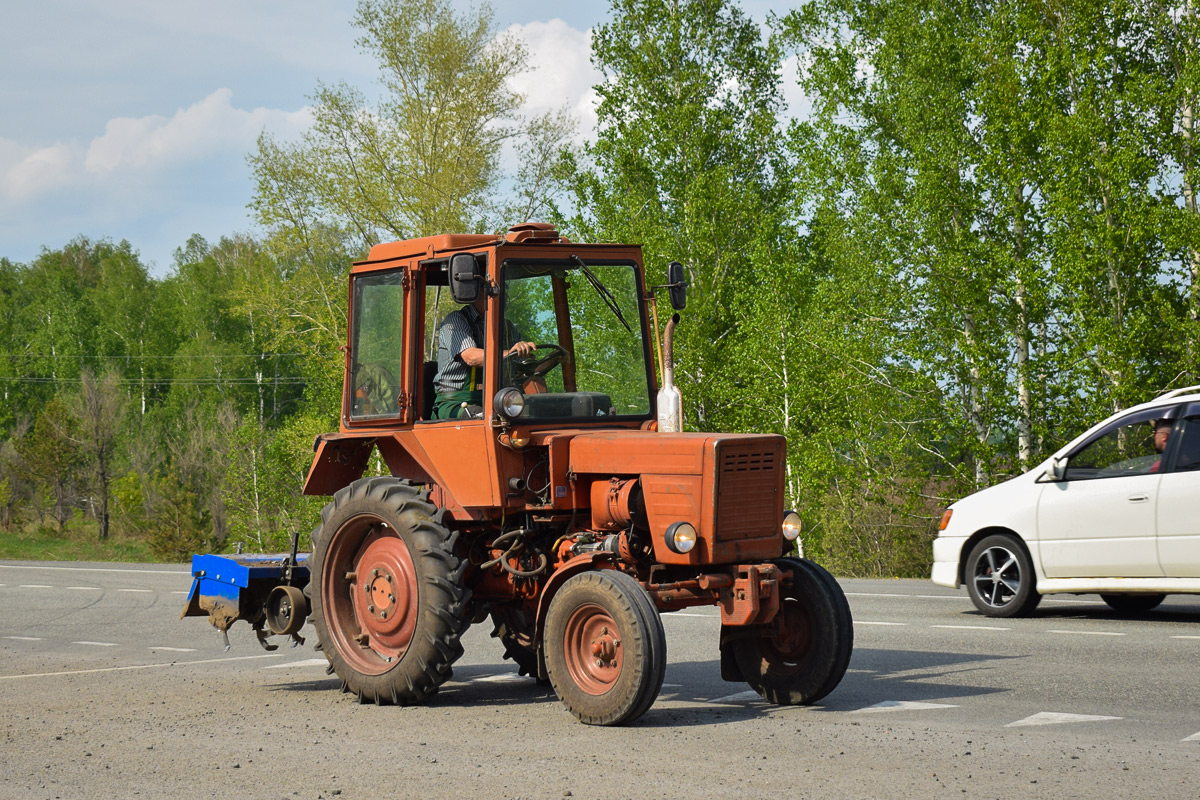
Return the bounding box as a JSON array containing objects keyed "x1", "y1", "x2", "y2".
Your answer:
[{"x1": 533, "y1": 552, "x2": 616, "y2": 655}]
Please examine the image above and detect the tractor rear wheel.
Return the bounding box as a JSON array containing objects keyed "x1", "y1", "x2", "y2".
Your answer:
[
  {"x1": 309, "y1": 477, "x2": 470, "y2": 705},
  {"x1": 544, "y1": 570, "x2": 666, "y2": 726},
  {"x1": 729, "y1": 557, "x2": 853, "y2": 706}
]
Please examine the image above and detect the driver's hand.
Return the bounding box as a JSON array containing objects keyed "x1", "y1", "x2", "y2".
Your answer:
[{"x1": 504, "y1": 341, "x2": 537, "y2": 357}]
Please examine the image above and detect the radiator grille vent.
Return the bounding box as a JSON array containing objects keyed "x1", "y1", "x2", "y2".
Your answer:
[{"x1": 716, "y1": 443, "x2": 781, "y2": 540}]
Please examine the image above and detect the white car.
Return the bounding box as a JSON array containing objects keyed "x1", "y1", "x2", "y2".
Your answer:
[{"x1": 932, "y1": 386, "x2": 1200, "y2": 617}]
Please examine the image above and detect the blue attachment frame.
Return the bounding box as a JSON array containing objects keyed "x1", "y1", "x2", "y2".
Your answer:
[{"x1": 181, "y1": 552, "x2": 310, "y2": 624}]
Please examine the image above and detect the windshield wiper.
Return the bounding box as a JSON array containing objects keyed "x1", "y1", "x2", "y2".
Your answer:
[{"x1": 571, "y1": 254, "x2": 632, "y2": 333}]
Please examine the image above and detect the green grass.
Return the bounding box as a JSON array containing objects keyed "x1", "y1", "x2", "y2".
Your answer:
[{"x1": 0, "y1": 519, "x2": 157, "y2": 563}]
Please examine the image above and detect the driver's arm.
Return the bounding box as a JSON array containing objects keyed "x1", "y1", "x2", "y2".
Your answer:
[{"x1": 460, "y1": 341, "x2": 535, "y2": 367}]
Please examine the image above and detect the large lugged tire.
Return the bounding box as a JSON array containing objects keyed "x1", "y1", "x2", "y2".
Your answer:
[
  {"x1": 489, "y1": 604, "x2": 546, "y2": 683},
  {"x1": 309, "y1": 477, "x2": 470, "y2": 705},
  {"x1": 731, "y1": 557, "x2": 854, "y2": 706},
  {"x1": 544, "y1": 570, "x2": 666, "y2": 726},
  {"x1": 965, "y1": 533, "x2": 1041, "y2": 618}
]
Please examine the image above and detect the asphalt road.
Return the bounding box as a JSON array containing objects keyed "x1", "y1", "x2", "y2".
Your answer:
[{"x1": 2, "y1": 560, "x2": 1198, "y2": 800}]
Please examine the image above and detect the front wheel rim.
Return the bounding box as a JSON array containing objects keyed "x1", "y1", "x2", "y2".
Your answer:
[
  {"x1": 562, "y1": 603, "x2": 623, "y2": 695},
  {"x1": 972, "y1": 545, "x2": 1021, "y2": 608}
]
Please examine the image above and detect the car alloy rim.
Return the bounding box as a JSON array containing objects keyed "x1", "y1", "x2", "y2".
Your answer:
[{"x1": 973, "y1": 545, "x2": 1021, "y2": 608}]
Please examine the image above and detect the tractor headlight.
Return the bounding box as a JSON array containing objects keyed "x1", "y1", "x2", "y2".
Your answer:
[
  {"x1": 665, "y1": 521, "x2": 697, "y2": 554},
  {"x1": 494, "y1": 387, "x2": 525, "y2": 419},
  {"x1": 782, "y1": 510, "x2": 802, "y2": 541}
]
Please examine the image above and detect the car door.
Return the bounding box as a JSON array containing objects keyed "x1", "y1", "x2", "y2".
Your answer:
[
  {"x1": 1035, "y1": 407, "x2": 1175, "y2": 579},
  {"x1": 1157, "y1": 407, "x2": 1200, "y2": 577}
]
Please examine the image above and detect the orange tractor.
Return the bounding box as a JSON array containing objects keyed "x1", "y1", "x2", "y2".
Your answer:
[{"x1": 184, "y1": 223, "x2": 853, "y2": 725}]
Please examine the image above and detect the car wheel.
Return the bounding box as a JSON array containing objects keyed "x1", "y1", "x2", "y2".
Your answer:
[
  {"x1": 1101, "y1": 593, "x2": 1165, "y2": 614},
  {"x1": 965, "y1": 534, "x2": 1041, "y2": 618}
]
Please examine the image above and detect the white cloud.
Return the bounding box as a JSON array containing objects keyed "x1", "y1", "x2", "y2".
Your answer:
[
  {"x1": 85, "y1": 89, "x2": 312, "y2": 174},
  {"x1": 1, "y1": 140, "x2": 81, "y2": 200},
  {"x1": 504, "y1": 19, "x2": 602, "y2": 143}
]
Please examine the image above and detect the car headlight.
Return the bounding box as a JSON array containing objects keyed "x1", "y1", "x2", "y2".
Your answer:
[
  {"x1": 665, "y1": 521, "x2": 697, "y2": 554},
  {"x1": 782, "y1": 510, "x2": 802, "y2": 541},
  {"x1": 494, "y1": 387, "x2": 525, "y2": 419}
]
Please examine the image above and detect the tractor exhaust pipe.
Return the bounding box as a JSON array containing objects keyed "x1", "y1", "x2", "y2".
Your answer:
[{"x1": 657, "y1": 314, "x2": 681, "y2": 432}]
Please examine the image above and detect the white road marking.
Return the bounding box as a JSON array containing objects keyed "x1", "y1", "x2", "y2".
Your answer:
[
  {"x1": 1007, "y1": 712, "x2": 1122, "y2": 727},
  {"x1": 471, "y1": 673, "x2": 527, "y2": 683},
  {"x1": 0, "y1": 652, "x2": 287, "y2": 681},
  {"x1": 661, "y1": 682, "x2": 683, "y2": 688},
  {"x1": 666, "y1": 612, "x2": 717, "y2": 618},
  {"x1": 931, "y1": 625, "x2": 1009, "y2": 631},
  {"x1": 72, "y1": 641, "x2": 119, "y2": 647},
  {"x1": 854, "y1": 700, "x2": 959, "y2": 713},
  {"x1": 844, "y1": 591, "x2": 1102, "y2": 605},
  {"x1": 18, "y1": 584, "x2": 53, "y2": 589},
  {"x1": 170, "y1": 591, "x2": 189, "y2": 595},
  {"x1": 1045, "y1": 629, "x2": 1124, "y2": 637},
  {"x1": 117, "y1": 588, "x2": 153, "y2": 593},
  {"x1": 5, "y1": 636, "x2": 42, "y2": 641},
  {"x1": 1183, "y1": 731, "x2": 1200, "y2": 742},
  {"x1": 708, "y1": 690, "x2": 763, "y2": 704},
  {"x1": 262, "y1": 658, "x2": 326, "y2": 669},
  {"x1": 855, "y1": 621, "x2": 907, "y2": 626},
  {"x1": 0, "y1": 564, "x2": 188, "y2": 575},
  {"x1": 66, "y1": 586, "x2": 100, "y2": 590},
  {"x1": 148, "y1": 647, "x2": 196, "y2": 653},
  {"x1": 1171, "y1": 635, "x2": 1200, "y2": 640}
]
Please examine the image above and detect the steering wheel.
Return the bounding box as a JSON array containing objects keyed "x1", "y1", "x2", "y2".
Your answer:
[{"x1": 506, "y1": 343, "x2": 568, "y2": 384}]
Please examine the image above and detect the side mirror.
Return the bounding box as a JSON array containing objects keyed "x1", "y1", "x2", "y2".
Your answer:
[
  {"x1": 1047, "y1": 456, "x2": 1067, "y2": 482},
  {"x1": 450, "y1": 253, "x2": 482, "y2": 304},
  {"x1": 667, "y1": 261, "x2": 687, "y2": 311}
]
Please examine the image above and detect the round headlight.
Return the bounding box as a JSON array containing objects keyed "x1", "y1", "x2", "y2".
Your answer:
[
  {"x1": 781, "y1": 510, "x2": 802, "y2": 541},
  {"x1": 494, "y1": 387, "x2": 525, "y2": 419},
  {"x1": 665, "y1": 521, "x2": 697, "y2": 554}
]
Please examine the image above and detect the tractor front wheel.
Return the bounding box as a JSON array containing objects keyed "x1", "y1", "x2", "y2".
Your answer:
[
  {"x1": 728, "y1": 557, "x2": 853, "y2": 706},
  {"x1": 309, "y1": 477, "x2": 470, "y2": 705},
  {"x1": 544, "y1": 570, "x2": 665, "y2": 726}
]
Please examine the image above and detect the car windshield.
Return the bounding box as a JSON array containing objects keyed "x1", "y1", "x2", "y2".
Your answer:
[{"x1": 500, "y1": 259, "x2": 652, "y2": 421}]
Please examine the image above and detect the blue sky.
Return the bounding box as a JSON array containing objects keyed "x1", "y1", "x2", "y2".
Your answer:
[{"x1": 1, "y1": 1, "x2": 799, "y2": 275}]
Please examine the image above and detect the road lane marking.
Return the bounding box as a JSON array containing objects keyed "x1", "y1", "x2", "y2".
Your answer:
[
  {"x1": 0, "y1": 652, "x2": 288, "y2": 681},
  {"x1": 473, "y1": 673, "x2": 527, "y2": 683},
  {"x1": 708, "y1": 690, "x2": 763, "y2": 704},
  {"x1": 0, "y1": 564, "x2": 188, "y2": 575},
  {"x1": 262, "y1": 658, "x2": 326, "y2": 669},
  {"x1": 844, "y1": 592, "x2": 1102, "y2": 605},
  {"x1": 18, "y1": 584, "x2": 53, "y2": 589},
  {"x1": 72, "y1": 641, "x2": 119, "y2": 647},
  {"x1": 665, "y1": 612, "x2": 717, "y2": 618},
  {"x1": 117, "y1": 588, "x2": 153, "y2": 593},
  {"x1": 1007, "y1": 712, "x2": 1122, "y2": 727},
  {"x1": 855, "y1": 621, "x2": 907, "y2": 626},
  {"x1": 853, "y1": 701, "x2": 958, "y2": 713},
  {"x1": 148, "y1": 647, "x2": 196, "y2": 653},
  {"x1": 5, "y1": 636, "x2": 42, "y2": 641},
  {"x1": 931, "y1": 625, "x2": 1009, "y2": 631},
  {"x1": 1172, "y1": 635, "x2": 1200, "y2": 640},
  {"x1": 66, "y1": 586, "x2": 100, "y2": 590},
  {"x1": 1045, "y1": 629, "x2": 1124, "y2": 637},
  {"x1": 1183, "y1": 731, "x2": 1200, "y2": 742}
]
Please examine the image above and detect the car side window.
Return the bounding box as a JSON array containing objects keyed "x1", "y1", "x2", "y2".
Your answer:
[
  {"x1": 1064, "y1": 408, "x2": 1176, "y2": 481},
  {"x1": 1173, "y1": 418, "x2": 1200, "y2": 472}
]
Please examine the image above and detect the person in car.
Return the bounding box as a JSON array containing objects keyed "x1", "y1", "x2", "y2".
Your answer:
[
  {"x1": 1150, "y1": 418, "x2": 1173, "y2": 473},
  {"x1": 433, "y1": 294, "x2": 537, "y2": 419}
]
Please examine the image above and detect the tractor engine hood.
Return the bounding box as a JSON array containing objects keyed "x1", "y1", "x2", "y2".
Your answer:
[{"x1": 568, "y1": 431, "x2": 787, "y2": 565}]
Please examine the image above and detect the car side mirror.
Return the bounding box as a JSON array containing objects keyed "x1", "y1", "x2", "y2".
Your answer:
[
  {"x1": 450, "y1": 253, "x2": 482, "y2": 304},
  {"x1": 667, "y1": 261, "x2": 687, "y2": 311},
  {"x1": 1047, "y1": 456, "x2": 1067, "y2": 482}
]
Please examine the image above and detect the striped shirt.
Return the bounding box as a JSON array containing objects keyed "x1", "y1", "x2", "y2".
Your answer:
[{"x1": 435, "y1": 304, "x2": 485, "y2": 394}]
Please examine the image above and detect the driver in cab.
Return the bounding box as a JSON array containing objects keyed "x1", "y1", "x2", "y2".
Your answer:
[{"x1": 433, "y1": 294, "x2": 539, "y2": 419}]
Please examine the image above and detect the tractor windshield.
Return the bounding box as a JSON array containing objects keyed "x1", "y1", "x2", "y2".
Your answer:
[{"x1": 500, "y1": 259, "x2": 653, "y2": 421}]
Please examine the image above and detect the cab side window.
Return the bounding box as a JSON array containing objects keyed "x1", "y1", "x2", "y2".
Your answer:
[{"x1": 1064, "y1": 408, "x2": 1174, "y2": 480}]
